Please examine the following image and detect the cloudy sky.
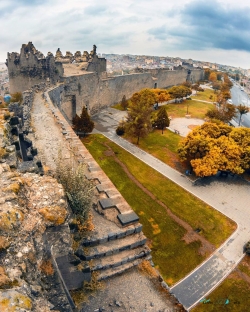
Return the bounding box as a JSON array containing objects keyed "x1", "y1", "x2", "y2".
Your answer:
[{"x1": 1, "y1": 0, "x2": 250, "y2": 68}]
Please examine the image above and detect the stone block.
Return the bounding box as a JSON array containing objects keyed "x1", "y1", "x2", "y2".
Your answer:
[
  {"x1": 117, "y1": 231, "x2": 126, "y2": 239},
  {"x1": 135, "y1": 224, "x2": 143, "y2": 233},
  {"x1": 131, "y1": 241, "x2": 140, "y2": 249},
  {"x1": 108, "y1": 233, "x2": 116, "y2": 241},
  {"x1": 96, "y1": 184, "x2": 106, "y2": 193},
  {"x1": 89, "y1": 239, "x2": 99, "y2": 247},
  {"x1": 99, "y1": 237, "x2": 108, "y2": 244},
  {"x1": 113, "y1": 261, "x2": 122, "y2": 268},
  {"x1": 119, "y1": 245, "x2": 130, "y2": 252},
  {"x1": 99, "y1": 198, "x2": 117, "y2": 210},
  {"x1": 125, "y1": 228, "x2": 135, "y2": 236},
  {"x1": 117, "y1": 211, "x2": 139, "y2": 226},
  {"x1": 121, "y1": 258, "x2": 128, "y2": 265},
  {"x1": 105, "y1": 250, "x2": 113, "y2": 257}
]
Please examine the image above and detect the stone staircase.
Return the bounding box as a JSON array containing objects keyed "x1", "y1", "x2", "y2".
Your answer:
[{"x1": 45, "y1": 89, "x2": 151, "y2": 284}]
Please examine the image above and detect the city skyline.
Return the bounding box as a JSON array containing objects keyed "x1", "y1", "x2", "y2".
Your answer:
[{"x1": 0, "y1": 0, "x2": 250, "y2": 69}]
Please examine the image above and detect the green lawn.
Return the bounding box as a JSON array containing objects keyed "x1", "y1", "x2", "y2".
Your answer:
[
  {"x1": 124, "y1": 128, "x2": 182, "y2": 170},
  {"x1": 191, "y1": 89, "x2": 216, "y2": 102},
  {"x1": 112, "y1": 103, "x2": 124, "y2": 111},
  {"x1": 193, "y1": 256, "x2": 250, "y2": 312},
  {"x1": 82, "y1": 134, "x2": 236, "y2": 285},
  {"x1": 165, "y1": 100, "x2": 214, "y2": 119}
]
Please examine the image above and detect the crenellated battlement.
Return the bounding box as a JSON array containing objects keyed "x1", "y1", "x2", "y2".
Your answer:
[{"x1": 7, "y1": 43, "x2": 106, "y2": 93}]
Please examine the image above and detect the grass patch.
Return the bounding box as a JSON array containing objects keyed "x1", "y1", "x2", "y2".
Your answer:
[
  {"x1": 82, "y1": 134, "x2": 236, "y2": 284},
  {"x1": 191, "y1": 89, "x2": 216, "y2": 102},
  {"x1": 165, "y1": 100, "x2": 214, "y2": 119},
  {"x1": 111, "y1": 103, "x2": 125, "y2": 111},
  {"x1": 193, "y1": 256, "x2": 250, "y2": 312},
  {"x1": 128, "y1": 129, "x2": 182, "y2": 169}
]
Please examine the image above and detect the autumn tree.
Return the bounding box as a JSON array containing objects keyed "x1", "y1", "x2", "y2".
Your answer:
[
  {"x1": 121, "y1": 95, "x2": 128, "y2": 110},
  {"x1": 204, "y1": 69, "x2": 211, "y2": 81},
  {"x1": 151, "y1": 89, "x2": 170, "y2": 105},
  {"x1": 125, "y1": 89, "x2": 156, "y2": 144},
  {"x1": 212, "y1": 81, "x2": 221, "y2": 91},
  {"x1": 237, "y1": 104, "x2": 249, "y2": 126},
  {"x1": 209, "y1": 72, "x2": 217, "y2": 82},
  {"x1": 181, "y1": 81, "x2": 192, "y2": 88},
  {"x1": 168, "y1": 85, "x2": 192, "y2": 100},
  {"x1": 153, "y1": 106, "x2": 170, "y2": 134},
  {"x1": 177, "y1": 122, "x2": 250, "y2": 177},
  {"x1": 206, "y1": 103, "x2": 236, "y2": 123},
  {"x1": 72, "y1": 107, "x2": 94, "y2": 136}
]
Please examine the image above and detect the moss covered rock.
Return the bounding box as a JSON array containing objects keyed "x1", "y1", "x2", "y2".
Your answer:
[
  {"x1": 0, "y1": 207, "x2": 24, "y2": 231},
  {"x1": 39, "y1": 205, "x2": 67, "y2": 225}
]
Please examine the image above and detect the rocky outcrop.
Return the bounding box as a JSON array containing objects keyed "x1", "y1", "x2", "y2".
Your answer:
[{"x1": 0, "y1": 157, "x2": 73, "y2": 311}]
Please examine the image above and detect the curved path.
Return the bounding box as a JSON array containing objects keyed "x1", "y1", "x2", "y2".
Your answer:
[{"x1": 92, "y1": 108, "x2": 250, "y2": 311}]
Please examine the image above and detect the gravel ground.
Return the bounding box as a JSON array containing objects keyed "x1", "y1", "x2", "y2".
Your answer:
[
  {"x1": 81, "y1": 267, "x2": 180, "y2": 312},
  {"x1": 168, "y1": 117, "x2": 204, "y2": 137},
  {"x1": 30, "y1": 93, "x2": 70, "y2": 171}
]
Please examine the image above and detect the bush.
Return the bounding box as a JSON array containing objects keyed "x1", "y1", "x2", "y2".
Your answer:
[
  {"x1": 56, "y1": 156, "x2": 94, "y2": 220},
  {"x1": 116, "y1": 125, "x2": 125, "y2": 136},
  {"x1": 10, "y1": 92, "x2": 23, "y2": 104},
  {"x1": 197, "y1": 87, "x2": 204, "y2": 92},
  {"x1": 4, "y1": 111, "x2": 10, "y2": 120},
  {"x1": 244, "y1": 241, "x2": 250, "y2": 254}
]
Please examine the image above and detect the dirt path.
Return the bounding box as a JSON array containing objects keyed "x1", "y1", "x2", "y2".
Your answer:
[
  {"x1": 30, "y1": 93, "x2": 70, "y2": 171},
  {"x1": 104, "y1": 143, "x2": 215, "y2": 256}
]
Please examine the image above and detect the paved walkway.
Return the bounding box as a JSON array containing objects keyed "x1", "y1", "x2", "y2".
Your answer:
[{"x1": 92, "y1": 108, "x2": 250, "y2": 311}]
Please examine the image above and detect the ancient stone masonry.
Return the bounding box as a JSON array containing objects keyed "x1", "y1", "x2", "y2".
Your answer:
[
  {"x1": 7, "y1": 43, "x2": 204, "y2": 119},
  {"x1": 6, "y1": 42, "x2": 61, "y2": 93}
]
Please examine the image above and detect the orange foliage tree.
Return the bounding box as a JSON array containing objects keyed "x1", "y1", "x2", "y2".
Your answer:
[{"x1": 178, "y1": 122, "x2": 250, "y2": 177}]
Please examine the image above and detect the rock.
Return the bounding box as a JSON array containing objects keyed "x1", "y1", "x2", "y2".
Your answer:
[
  {"x1": 0, "y1": 207, "x2": 24, "y2": 231},
  {"x1": 38, "y1": 205, "x2": 67, "y2": 225},
  {"x1": 0, "y1": 266, "x2": 11, "y2": 288},
  {"x1": 0, "y1": 236, "x2": 10, "y2": 250},
  {"x1": 0, "y1": 290, "x2": 32, "y2": 310},
  {"x1": 115, "y1": 300, "x2": 122, "y2": 307}
]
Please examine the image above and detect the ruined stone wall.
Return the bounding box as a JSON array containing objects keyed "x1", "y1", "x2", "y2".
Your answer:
[
  {"x1": 7, "y1": 43, "x2": 60, "y2": 93},
  {"x1": 87, "y1": 55, "x2": 106, "y2": 73},
  {"x1": 49, "y1": 68, "x2": 204, "y2": 120}
]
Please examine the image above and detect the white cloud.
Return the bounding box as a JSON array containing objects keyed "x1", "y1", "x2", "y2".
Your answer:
[{"x1": 1, "y1": 0, "x2": 250, "y2": 68}]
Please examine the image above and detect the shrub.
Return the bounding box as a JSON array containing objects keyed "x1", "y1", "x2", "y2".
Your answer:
[
  {"x1": 10, "y1": 92, "x2": 23, "y2": 104},
  {"x1": 4, "y1": 111, "x2": 10, "y2": 120},
  {"x1": 56, "y1": 156, "x2": 94, "y2": 220},
  {"x1": 116, "y1": 125, "x2": 125, "y2": 136}
]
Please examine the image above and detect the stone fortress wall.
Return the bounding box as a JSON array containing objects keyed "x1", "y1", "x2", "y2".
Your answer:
[{"x1": 7, "y1": 43, "x2": 204, "y2": 120}]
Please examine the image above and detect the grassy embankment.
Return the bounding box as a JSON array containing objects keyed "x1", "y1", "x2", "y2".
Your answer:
[
  {"x1": 193, "y1": 256, "x2": 250, "y2": 312},
  {"x1": 82, "y1": 134, "x2": 236, "y2": 286}
]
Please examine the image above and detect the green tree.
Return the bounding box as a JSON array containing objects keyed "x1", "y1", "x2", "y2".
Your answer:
[
  {"x1": 72, "y1": 107, "x2": 94, "y2": 136},
  {"x1": 153, "y1": 106, "x2": 170, "y2": 134},
  {"x1": 126, "y1": 89, "x2": 155, "y2": 144},
  {"x1": 121, "y1": 95, "x2": 128, "y2": 110},
  {"x1": 237, "y1": 104, "x2": 249, "y2": 126}
]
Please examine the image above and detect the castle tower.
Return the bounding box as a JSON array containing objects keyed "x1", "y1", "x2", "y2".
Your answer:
[{"x1": 6, "y1": 42, "x2": 60, "y2": 93}]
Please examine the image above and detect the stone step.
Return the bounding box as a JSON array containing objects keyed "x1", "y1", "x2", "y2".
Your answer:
[
  {"x1": 96, "y1": 255, "x2": 152, "y2": 281},
  {"x1": 76, "y1": 232, "x2": 147, "y2": 261},
  {"x1": 91, "y1": 245, "x2": 151, "y2": 271},
  {"x1": 81, "y1": 223, "x2": 143, "y2": 247}
]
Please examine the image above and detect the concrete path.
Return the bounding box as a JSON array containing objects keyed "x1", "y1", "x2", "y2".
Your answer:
[{"x1": 92, "y1": 108, "x2": 250, "y2": 311}]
